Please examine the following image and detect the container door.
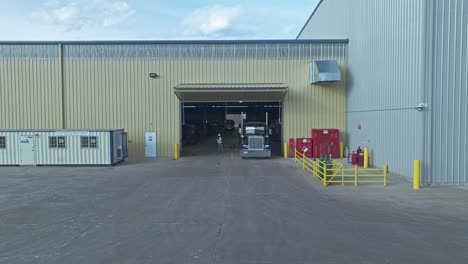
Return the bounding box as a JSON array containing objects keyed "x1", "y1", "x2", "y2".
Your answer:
[
  {"x1": 116, "y1": 133, "x2": 123, "y2": 160},
  {"x1": 122, "y1": 133, "x2": 128, "y2": 158},
  {"x1": 19, "y1": 135, "x2": 36, "y2": 165},
  {"x1": 116, "y1": 132, "x2": 128, "y2": 159},
  {"x1": 144, "y1": 132, "x2": 156, "y2": 157}
]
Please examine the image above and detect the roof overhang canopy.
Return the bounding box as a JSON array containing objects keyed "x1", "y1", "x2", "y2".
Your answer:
[{"x1": 174, "y1": 83, "x2": 288, "y2": 102}]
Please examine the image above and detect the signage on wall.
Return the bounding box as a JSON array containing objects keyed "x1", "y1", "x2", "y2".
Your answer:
[
  {"x1": 358, "y1": 124, "x2": 362, "y2": 130},
  {"x1": 20, "y1": 138, "x2": 30, "y2": 143},
  {"x1": 149, "y1": 136, "x2": 153, "y2": 142}
]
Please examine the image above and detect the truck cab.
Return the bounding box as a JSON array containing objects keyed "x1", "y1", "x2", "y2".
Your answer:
[{"x1": 239, "y1": 114, "x2": 272, "y2": 158}]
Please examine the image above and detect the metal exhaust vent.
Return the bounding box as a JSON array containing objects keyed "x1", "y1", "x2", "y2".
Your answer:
[{"x1": 310, "y1": 60, "x2": 341, "y2": 84}]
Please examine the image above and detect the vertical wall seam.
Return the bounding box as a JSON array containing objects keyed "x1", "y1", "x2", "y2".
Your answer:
[{"x1": 59, "y1": 44, "x2": 65, "y2": 129}]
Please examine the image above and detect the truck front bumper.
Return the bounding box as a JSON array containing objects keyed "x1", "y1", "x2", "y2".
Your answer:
[{"x1": 240, "y1": 149, "x2": 271, "y2": 158}]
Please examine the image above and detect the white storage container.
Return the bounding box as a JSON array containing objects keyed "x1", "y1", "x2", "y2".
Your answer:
[{"x1": 0, "y1": 129, "x2": 127, "y2": 166}]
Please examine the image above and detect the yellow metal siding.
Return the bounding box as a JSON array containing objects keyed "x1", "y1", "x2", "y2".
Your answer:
[
  {"x1": 0, "y1": 131, "x2": 110, "y2": 165},
  {"x1": 62, "y1": 58, "x2": 345, "y2": 157},
  {"x1": 0, "y1": 59, "x2": 62, "y2": 129},
  {"x1": 64, "y1": 59, "x2": 176, "y2": 157},
  {"x1": 2, "y1": 43, "x2": 346, "y2": 158}
]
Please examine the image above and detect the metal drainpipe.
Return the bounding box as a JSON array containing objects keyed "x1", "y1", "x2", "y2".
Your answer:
[{"x1": 421, "y1": 0, "x2": 435, "y2": 186}]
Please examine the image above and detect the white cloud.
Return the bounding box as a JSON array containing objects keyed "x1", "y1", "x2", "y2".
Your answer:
[
  {"x1": 52, "y1": 4, "x2": 79, "y2": 22},
  {"x1": 32, "y1": 2, "x2": 84, "y2": 31},
  {"x1": 280, "y1": 25, "x2": 295, "y2": 35},
  {"x1": 183, "y1": 5, "x2": 241, "y2": 37},
  {"x1": 31, "y1": 1, "x2": 136, "y2": 32},
  {"x1": 103, "y1": 2, "x2": 136, "y2": 27},
  {"x1": 47, "y1": 0, "x2": 60, "y2": 6}
]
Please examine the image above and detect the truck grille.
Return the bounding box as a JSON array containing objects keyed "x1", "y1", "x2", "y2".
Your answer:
[{"x1": 248, "y1": 136, "x2": 264, "y2": 150}]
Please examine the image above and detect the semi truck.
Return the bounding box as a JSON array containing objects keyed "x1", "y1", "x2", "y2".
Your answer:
[{"x1": 239, "y1": 112, "x2": 271, "y2": 158}]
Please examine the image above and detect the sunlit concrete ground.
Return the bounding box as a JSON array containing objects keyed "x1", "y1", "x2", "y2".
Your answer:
[{"x1": 1, "y1": 154, "x2": 467, "y2": 264}]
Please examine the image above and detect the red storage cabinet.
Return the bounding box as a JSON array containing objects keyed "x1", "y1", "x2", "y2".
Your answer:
[
  {"x1": 311, "y1": 129, "x2": 339, "y2": 158},
  {"x1": 296, "y1": 138, "x2": 313, "y2": 158}
]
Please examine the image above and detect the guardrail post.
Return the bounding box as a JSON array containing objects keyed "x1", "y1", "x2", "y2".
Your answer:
[
  {"x1": 364, "y1": 147, "x2": 369, "y2": 169},
  {"x1": 302, "y1": 153, "x2": 305, "y2": 170},
  {"x1": 174, "y1": 143, "x2": 179, "y2": 160},
  {"x1": 413, "y1": 160, "x2": 420, "y2": 190},
  {"x1": 313, "y1": 160, "x2": 317, "y2": 178},
  {"x1": 341, "y1": 165, "x2": 344, "y2": 186},
  {"x1": 323, "y1": 162, "x2": 327, "y2": 187},
  {"x1": 354, "y1": 165, "x2": 358, "y2": 187},
  {"x1": 294, "y1": 150, "x2": 297, "y2": 162},
  {"x1": 284, "y1": 143, "x2": 288, "y2": 159},
  {"x1": 384, "y1": 164, "x2": 388, "y2": 187}
]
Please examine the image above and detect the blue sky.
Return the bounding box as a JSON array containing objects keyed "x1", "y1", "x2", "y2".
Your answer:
[{"x1": 0, "y1": 0, "x2": 318, "y2": 40}]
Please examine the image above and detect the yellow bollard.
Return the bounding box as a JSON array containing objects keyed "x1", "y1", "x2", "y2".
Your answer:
[
  {"x1": 284, "y1": 143, "x2": 288, "y2": 159},
  {"x1": 363, "y1": 147, "x2": 369, "y2": 169},
  {"x1": 384, "y1": 164, "x2": 388, "y2": 187},
  {"x1": 413, "y1": 160, "x2": 420, "y2": 190},
  {"x1": 174, "y1": 143, "x2": 179, "y2": 160},
  {"x1": 340, "y1": 142, "x2": 344, "y2": 158}
]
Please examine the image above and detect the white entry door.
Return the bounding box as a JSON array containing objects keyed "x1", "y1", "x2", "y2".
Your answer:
[
  {"x1": 19, "y1": 135, "x2": 36, "y2": 165},
  {"x1": 144, "y1": 132, "x2": 157, "y2": 157}
]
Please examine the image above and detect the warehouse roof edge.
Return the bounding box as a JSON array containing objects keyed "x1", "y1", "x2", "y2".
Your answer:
[{"x1": 0, "y1": 39, "x2": 349, "y2": 45}]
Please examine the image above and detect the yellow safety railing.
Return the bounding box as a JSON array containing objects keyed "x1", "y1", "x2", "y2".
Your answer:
[{"x1": 294, "y1": 149, "x2": 387, "y2": 187}]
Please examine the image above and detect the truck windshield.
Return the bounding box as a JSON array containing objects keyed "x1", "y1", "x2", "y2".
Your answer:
[{"x1": 245, "y1": 126, "x2": 265, "y2": 135}]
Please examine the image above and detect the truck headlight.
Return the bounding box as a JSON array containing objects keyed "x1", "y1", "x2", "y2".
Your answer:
[{"x1": 265, "y1": 145, "x2": 270, "y2": 148}]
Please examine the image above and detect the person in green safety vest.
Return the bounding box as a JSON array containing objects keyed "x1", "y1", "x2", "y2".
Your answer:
[{"x1": 217, "y1": 134, "x2": 224, "y2": 152}]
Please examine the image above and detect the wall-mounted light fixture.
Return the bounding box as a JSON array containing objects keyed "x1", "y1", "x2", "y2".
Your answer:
[
  {"x1": 149, "y1": 73, "x2": 158, "y2": 78},
  {"x1": 416, "y1": 103, "x2": 427, "y2": 112}
]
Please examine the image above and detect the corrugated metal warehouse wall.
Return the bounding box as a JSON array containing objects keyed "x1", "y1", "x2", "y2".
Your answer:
[
  {"x1": 299, "y1": 0, "x2": 468, "y2": 185},
  {"x1": 298, "y1": 0, "x2": 427, "y2": 181},
  {"x1": 1, "y1": 42, "x2": 347, "y2": 158},
  {"x1": 430, "y1": 0, "x2": 468, "y2": 185},
  {"x1": 0, "y1": 45, "x2": 63, "y2": 128}
]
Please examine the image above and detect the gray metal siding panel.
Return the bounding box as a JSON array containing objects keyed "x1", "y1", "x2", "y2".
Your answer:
[
  {"x1": 0, "y1": 45, "x2": 59, "y2": 59},
  {"x1": 430, "y1": 0, "x2": 468, "y2": 185},
  {"x1": 62, "y1": 43, "x2": 344, "y2": 59},
  {"x1": 299, "y1": 0, "x2": 427, "y2": 180}
]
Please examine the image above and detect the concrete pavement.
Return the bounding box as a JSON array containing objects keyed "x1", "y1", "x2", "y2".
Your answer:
[{"x1": 1, "y1": 151, "x2": 468, "y2": 263}]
